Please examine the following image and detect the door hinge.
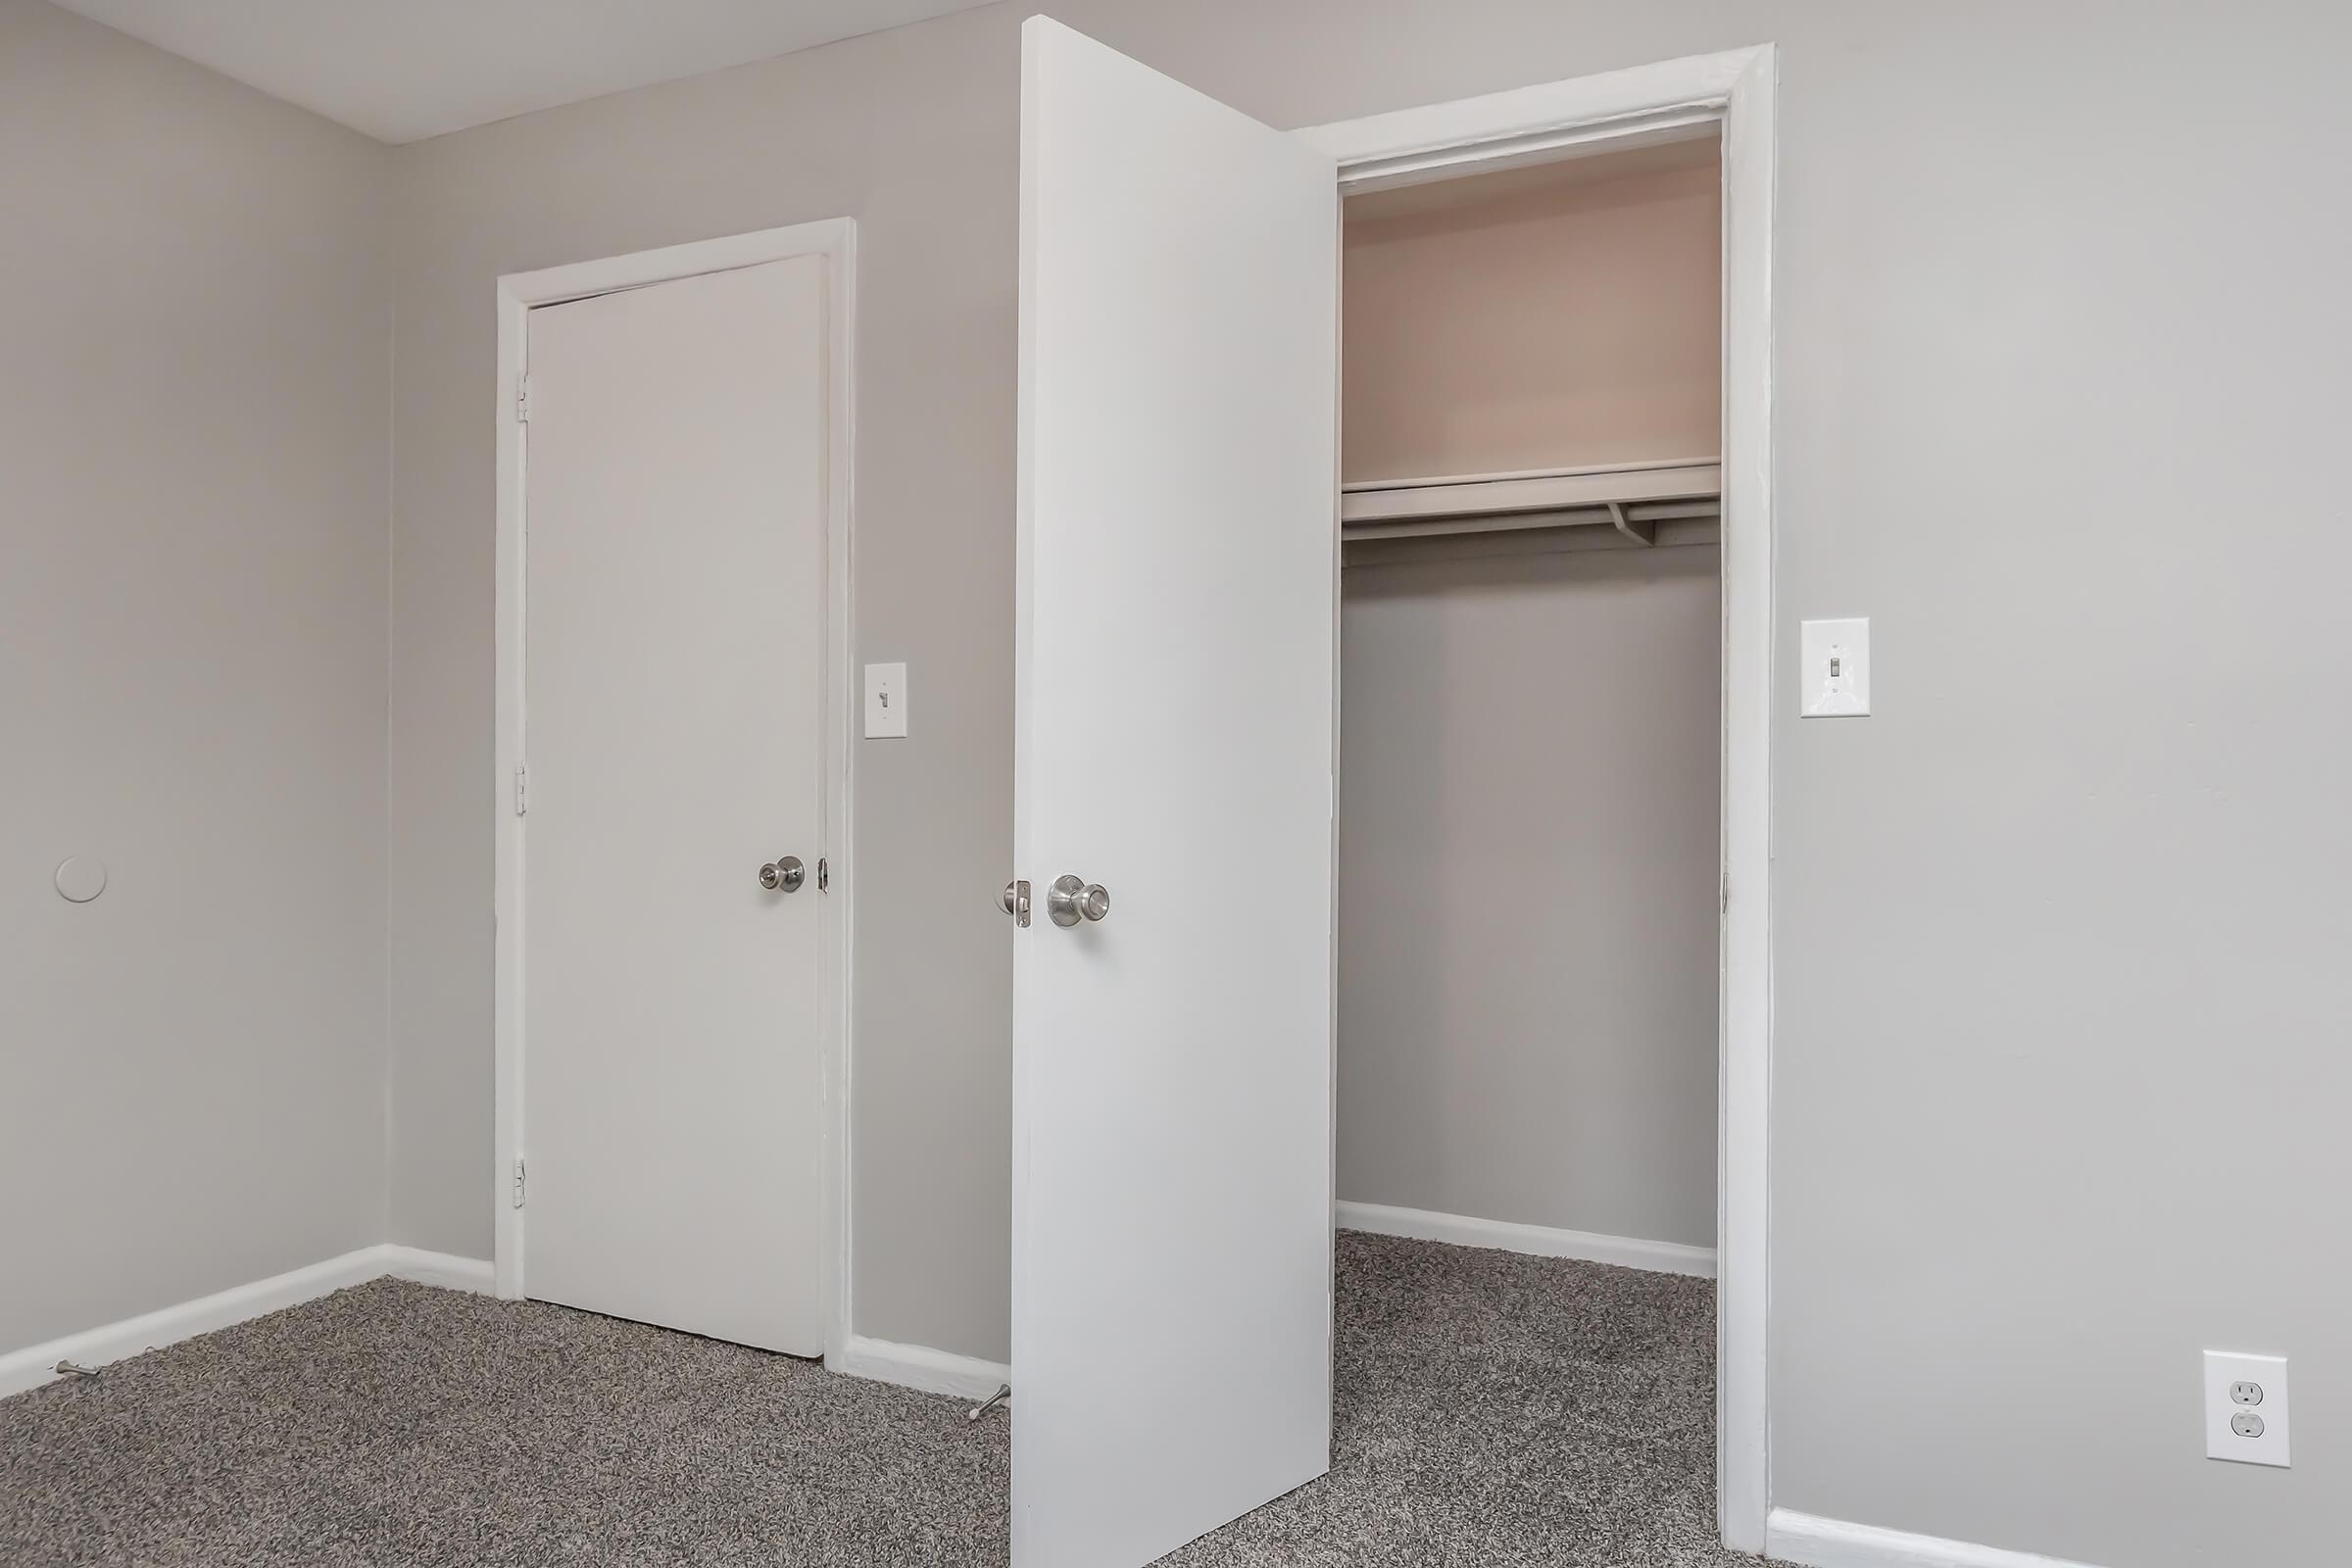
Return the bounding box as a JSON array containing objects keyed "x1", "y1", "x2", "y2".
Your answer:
[
  {"x1": 816, "y1": 857, "x2": 829, "y2": 892},
  {"x1": 1720, "y1": 871, "x2": 1730, "y2": 915},
  {"x1": 514, "y1": 764, "x2": 529, "y2": 815},
  {"x1": 515, "y1": 372, "x2": 532, "y2": 422},
  {"x1": 512, "y1": 1155, "x2": 527, "y2": 1209}
]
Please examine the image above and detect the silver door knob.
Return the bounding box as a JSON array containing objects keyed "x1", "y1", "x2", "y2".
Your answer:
[
  {"x1": 1001, "y1": 879, "x2": 1031, "y2": 927},
  {"x1": 760, "y1": 855, "x2": 806, "y2": 893},
  {"x1": 1048, "y1": 874, "x2": 1109, "y2": 927}
]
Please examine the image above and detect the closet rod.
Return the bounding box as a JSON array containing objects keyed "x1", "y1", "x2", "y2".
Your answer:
[
  {"x1": 1341, "y1": 458, "x2": 1721, "y2": 557},
  {"x1": 1342, "y1": 458, "x2": 1719, "y2": 526},
  {"x1": 1344, "y1": 496, "x2": 1714, "y2": 543},
  {"x1": 1345, "y1": 514, "x2": 1719, "y2": 568}
]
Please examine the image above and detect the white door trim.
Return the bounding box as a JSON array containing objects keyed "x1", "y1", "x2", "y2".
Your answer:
[
  {"x1": 492, "y1": 219, "x2": 858, "y2": 1359},
  {"x1": 1301, "y1": 44, "x2": 1777, "y2": 1554}
]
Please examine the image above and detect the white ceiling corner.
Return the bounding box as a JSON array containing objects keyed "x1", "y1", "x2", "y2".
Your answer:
[{"x1": 50, "y1": 0, "x2": 1002, "y2": 144}]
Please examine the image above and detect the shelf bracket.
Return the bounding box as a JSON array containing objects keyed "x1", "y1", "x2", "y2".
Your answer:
[{"x1": 1606, "y1": 501, "x2": 1656, "y2": 547}]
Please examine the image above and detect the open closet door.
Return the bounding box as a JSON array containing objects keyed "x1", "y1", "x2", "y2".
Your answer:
[{"x1": 1011, "y1": 17, "x2": 1338, "y2": 1568}]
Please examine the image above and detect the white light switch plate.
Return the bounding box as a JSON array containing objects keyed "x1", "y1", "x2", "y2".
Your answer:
[
  {"x1": 864, "y1": 662, "x2": 908, "y2": 739},
  {"x1": 1800, "y1": 617, "x2": 1871, "y2": 716},
  {"x1": 2205, "y1": 1350, "x2": 2289, "y2": 1466}
]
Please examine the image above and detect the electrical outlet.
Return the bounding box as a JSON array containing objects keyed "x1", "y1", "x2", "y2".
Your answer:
[{"x1": 2206, "y1": 1350, "x2": 2289, "y2": 1467}]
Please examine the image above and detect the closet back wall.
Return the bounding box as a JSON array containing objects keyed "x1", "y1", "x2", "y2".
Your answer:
[
  {"x1": 1341, "y1": 553, "x2": 1721, "y2": 1248},
  {"x1": 1342, "y1": 144, "x2": 1721, "y2": 481},
  {"x1": 1338, "y1": 150, "x2": 1723, "y2": 1249}
]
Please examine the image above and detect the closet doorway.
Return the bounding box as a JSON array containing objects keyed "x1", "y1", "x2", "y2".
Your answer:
[
  {"x1": 1336, "y1": 139, "x2": 1726, "y2": 1279},
  {"x1": 1309, "y1": 76, "x2": 1776, "y2": 1557}
]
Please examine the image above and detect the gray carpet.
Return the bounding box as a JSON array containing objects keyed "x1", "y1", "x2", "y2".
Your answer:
[{"x1": 2, "y1": 1232, "x2": 1742, "y2": 1566}]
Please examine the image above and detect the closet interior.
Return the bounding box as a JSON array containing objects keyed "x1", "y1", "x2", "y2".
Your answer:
[{"x1": 1335, "y1": 136, "x2": 1727, "y2": 1271}]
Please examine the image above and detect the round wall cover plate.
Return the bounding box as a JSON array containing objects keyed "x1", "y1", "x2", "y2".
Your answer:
[{"x1": 55, "y1": 856, "x2": 107, "y2": 903}]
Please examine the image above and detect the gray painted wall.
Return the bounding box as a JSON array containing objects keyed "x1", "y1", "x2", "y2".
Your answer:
[
  {"x1": 2, "y1": 1, "x2": 392, "y2": 1354},
  {"x1": 377, "y1": 3, "x2": 2349, "y2": 1564},
  {"x1": 1339, "y1": 550, "x2": 1721, "y2": 1249}
]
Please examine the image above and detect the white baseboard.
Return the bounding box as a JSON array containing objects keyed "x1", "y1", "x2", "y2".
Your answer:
[
  {"x1": 1766, "y1": 1509, "x2": 2108, "y2": 1568},
  {"x1": 380, "y1": 1245, "x2": 498, "y2": 1295},
  {"x1": 1337, "y1": 1200, "x2": 1717, "y2": 1278},
  {"x1": 0, "y1": 1242, "x2": 496, "y2": 1400},
  {"x1": 828, "y1": 1334, "x2": 1011, "y2": 1402}
]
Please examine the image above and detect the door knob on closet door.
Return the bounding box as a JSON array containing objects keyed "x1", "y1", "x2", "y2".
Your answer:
[
  {"x1": 1048, "y1": 874, "x2": 1109, "y2": 927},
  {"x1": 760, "y1": 855, "x2": 806, "y2": 893}
]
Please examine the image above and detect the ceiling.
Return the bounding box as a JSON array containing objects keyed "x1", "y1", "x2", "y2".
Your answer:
[{"x1": 51, "y1": 0, "x2": 1003, "y2": 144}]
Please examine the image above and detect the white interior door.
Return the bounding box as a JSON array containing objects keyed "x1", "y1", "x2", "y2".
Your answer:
[
  {"x1": 521, "y1": 256, "x2": 829, "y2": 1355},
  {"x1": 1012, "y1": 19, "x2": 1339, "y2": 1567}
]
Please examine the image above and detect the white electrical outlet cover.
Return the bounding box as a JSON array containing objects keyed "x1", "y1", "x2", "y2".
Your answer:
[
  {"x1": 2205, "y1": 1349, "x2": 2289, "y2": 1466},
  {"x1": 1800, "y1": 617, "x2": 1870, "y2": 717},
  {"x1": 864, "y1": 662, "x2": 908, "y2": 739}
]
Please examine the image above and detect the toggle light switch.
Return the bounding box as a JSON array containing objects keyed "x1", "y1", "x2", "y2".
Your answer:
[
  {"x1": 1801, "y1": 618, "x2": 1870, "y2": 717},
  {"x1": 864, "y1": 662, "x2": 908, "y2": 739}
]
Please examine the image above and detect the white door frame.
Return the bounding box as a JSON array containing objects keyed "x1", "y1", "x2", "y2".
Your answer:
[
  {"x1": 491, "y1": 219, "x2": 858, "y2": 1358},
  {"x1": 1300, "y1": 45, "x2": 1777, "y2": 1554}
]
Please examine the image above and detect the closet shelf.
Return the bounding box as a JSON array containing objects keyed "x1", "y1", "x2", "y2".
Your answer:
[{"x1": 1342, "y1": 459, "x2": 1720, "y2": 557}]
